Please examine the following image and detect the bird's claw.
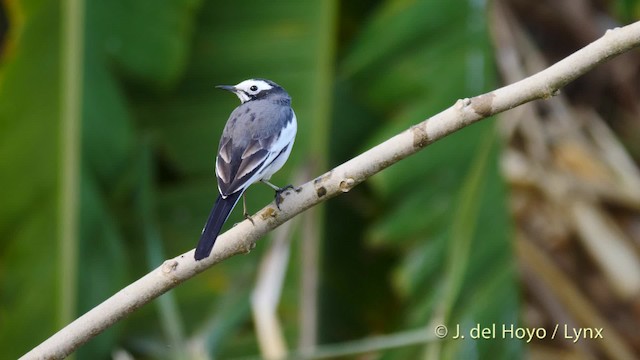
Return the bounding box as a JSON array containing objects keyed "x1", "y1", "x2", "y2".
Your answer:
[
  {"x1": 244, "y1": 212, "x2": 255, "y2": 225},
  {"x1": 275, "y1": 184, "x2": 294, "y2": 210}
]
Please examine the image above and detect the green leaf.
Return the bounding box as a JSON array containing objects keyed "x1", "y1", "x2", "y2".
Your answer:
[
  {"x1": 105, "y1": 0, "x2": 202, "y2": 90},
  {"x1": 73, "y1": 1, "x2": 203, "y2": 357},
  {"x1": 0, "y1": 0, "x2": 203, "y2": 357},
  {"x1": 0, "y1": 1, "x2": 61, "y2": 358},
  {"x1": 432, "y1": 128, "x2": 521, "y2": 360}
]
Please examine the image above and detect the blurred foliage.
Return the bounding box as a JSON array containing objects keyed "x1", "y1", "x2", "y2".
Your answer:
[
  {"x1": 14, "y1": 0, "x2": 638, "y2": 358},
  {"x1": 614, "y1": 0, "x2": 640, "y2": 22},
  {"x1": 0, "y1": 0, "x2": 62, "y2": 357},
  {"x1": 324, "y1": 1, "x2": 520, "y2": 359}
]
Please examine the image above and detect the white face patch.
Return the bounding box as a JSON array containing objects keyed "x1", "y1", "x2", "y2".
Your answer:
[{"x1": 233, "y1": 79, "x2": 273, "y2": 103}]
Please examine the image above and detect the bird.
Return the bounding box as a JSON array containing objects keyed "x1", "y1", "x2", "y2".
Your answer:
[{"x1": 194, "y1": 78, "x2": 297, "y2": 261}]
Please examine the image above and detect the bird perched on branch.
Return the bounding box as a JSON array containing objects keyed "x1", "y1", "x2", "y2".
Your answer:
[{"x1": 194, "y1": 79, "x2": 297, "y2": 261}]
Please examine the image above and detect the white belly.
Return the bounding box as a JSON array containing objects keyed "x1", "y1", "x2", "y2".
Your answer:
[{"x1": 258, "y1": 111, "x2": 297, "y2": 181}]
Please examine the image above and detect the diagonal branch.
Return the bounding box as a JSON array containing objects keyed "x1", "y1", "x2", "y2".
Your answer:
[{"x1": 22, "y1": 21, "x2": 640, "y2": 360}]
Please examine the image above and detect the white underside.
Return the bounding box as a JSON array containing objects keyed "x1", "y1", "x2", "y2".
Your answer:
[{"x1": 259, "y1": 112, "x2": 297, "y2": 181}]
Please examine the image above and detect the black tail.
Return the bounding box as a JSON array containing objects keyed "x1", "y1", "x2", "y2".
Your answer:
[{"x1": 194, "y1": 191, "x2": 243, "y2": 260}]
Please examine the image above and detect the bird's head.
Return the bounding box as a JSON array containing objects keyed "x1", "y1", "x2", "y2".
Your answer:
[{"x1": 216, "y1": 78, "x2": 289, "y2": 104}]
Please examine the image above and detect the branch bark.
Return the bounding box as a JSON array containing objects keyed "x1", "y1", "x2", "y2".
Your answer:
[{"x1": 22, "y1": 21, "x2": 640, "y2": 359}]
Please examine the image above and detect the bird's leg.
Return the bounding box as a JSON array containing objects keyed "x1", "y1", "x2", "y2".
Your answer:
[
  {"x1": 260, "y1": 179, "x2": 281, "y2": 191},
  {"x1": 261, "y1": 179, "x2": 294, "y2": 210},
  {"x1": 242, "y1": 192, "x2": 255, "y2": 225}
]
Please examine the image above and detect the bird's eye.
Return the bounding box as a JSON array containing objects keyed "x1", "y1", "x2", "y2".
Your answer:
[{"x1": 250, "y1": 85, "x2": 258, "y2": 92}]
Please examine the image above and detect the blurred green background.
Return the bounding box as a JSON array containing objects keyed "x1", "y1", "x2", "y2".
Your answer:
[{"x1": 1, "y1": 0, "x2": 639, "y2": 359}]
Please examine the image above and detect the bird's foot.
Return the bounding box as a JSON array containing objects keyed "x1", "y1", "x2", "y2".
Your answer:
[
  {"x1": 241, "y1": 192, "x2": 254, "y2": 225},
  {"x1": 275, "y1": 184, "x2": 294, "y2": 210},
  {"x1": 244, "y1": 212, "x2": 255, "y2": 225}
]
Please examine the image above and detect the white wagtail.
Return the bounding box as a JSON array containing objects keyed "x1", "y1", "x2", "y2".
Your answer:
[{"x1": 194, "y1": 79, "x2": 297, "y2": 261}]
